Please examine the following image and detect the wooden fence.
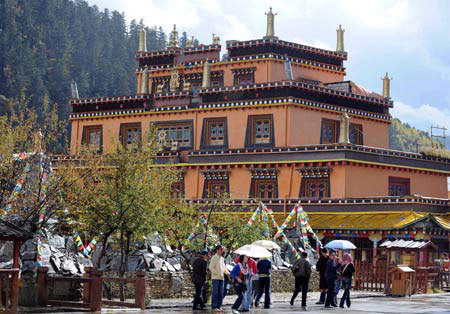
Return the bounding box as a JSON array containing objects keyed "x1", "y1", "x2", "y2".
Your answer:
[
  {"x1": 353, "y1": 261, "x2": 445, "y2": 295},
  {"x1": 37, "y1": 267, "x2": 146, "y2": 311},
  {"x1": 0, "y1": 269, "x2": 19, "y2": 314}
]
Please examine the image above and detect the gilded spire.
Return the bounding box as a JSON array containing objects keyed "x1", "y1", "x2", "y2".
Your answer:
[
  {"x1": 140, "y1": 68, "x2": 148, "y2": 94},
  {"x1": 202, "y1": 59, "x2": 211, "y2": 88},
  {"x1": 338, "y1": 112, "x2": 350, "y2": 144},
  {"x1": 382, "y1": 72, "x2": 392, "y2": 99},
  {"x1": 168, "y1": 24, "x2": 179, "y2": 48},
  {"x1": 186, "y1": 36, "x2": 194, "y2": 48},
  {"x1": 336, "y1": 24, "x2": 345, "y2": 52},
  {"x1": 265, "y1": 7, "x2": 277, "y2": 38},
  {"x1": 138, "y1": 26, "x2": 147, "y2": 52}
]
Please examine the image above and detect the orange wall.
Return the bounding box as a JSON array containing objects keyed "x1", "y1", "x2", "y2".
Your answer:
[
  {"x1": 343, "y1": 165, "x2": 448, "y2": 198},
  {"x1": 181, "y1": 164, "x2": 448, "y2": 200},
  {"x1": 288, "y1": 106, "x2": 390, "y2": 148},
  {"x1": 70, "y1": 103, "x2": 390, "y2": 154}
]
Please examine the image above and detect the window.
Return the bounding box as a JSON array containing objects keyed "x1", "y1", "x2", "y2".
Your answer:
[
  {"x1": 389, "y1": 177, "x2": 410, "y2": 196},
  {"x1": 301, "y1": 178, "x2": 329, "y2": 198},
  {"x1": 82, "y1": 126, "x2": 102, "y2": 152},
  {"x1": 206, "y1": 180, "x2": 228, "y2": 198},
  {"x1": 171, "y1": 182, "x2": 184, "y2": 198},
  {"x1": 155, "y1": 121, "x2": 193, "y2": 149},
  {"x1": 320, "y1": 119, "x2": 340, "y2": 144},
  {"x1": 232, "y1": 68, "x2": 256, "y2": 86},
  {"x1": 253, "y1": 179, "x2": 277, "y2": 199},
  {"x1": 350, "y1": 123, "x2": 363, "y2": 145},
  {"x1": 246, "y1": 115, "x2": 274, "y2": 147},
  {"x1": 201, "y1": 118, "x2": 227, "y2": 148},
  {"x1": 120, "y1": 123, "x2": 141, "y2": 148},
  {"x1": 234, "y1": 73, "x2": 254, "y2": 86}
]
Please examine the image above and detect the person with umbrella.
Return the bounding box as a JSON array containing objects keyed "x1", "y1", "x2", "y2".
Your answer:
[
  {"x1": 325, "y1": 250, "x2": 341, "y2": 308},
  {"x1": 230, "y1": 255, "x2": 249, "y2": 314},
  {"x1": 315, "y1": 248, "x2": 328, "y2": 304}
]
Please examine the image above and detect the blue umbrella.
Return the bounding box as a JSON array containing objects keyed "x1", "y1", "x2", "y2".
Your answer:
[{"x1": 324, "y1": 240, "x2": 356, "y2": 250}]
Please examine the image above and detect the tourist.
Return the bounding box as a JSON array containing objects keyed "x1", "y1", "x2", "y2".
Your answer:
[
  {"x1": 251, "y1": 258, "x2": 260, "y2": 307},
  {"x1": 230, "y1": 255, "x2": 249, "y2": 314},
  {"x1": 254, "y1": 257, "x2": 272, "y2": 309},
  {"x1": 333, "y1": 250, "x2": 342, "y2": 305},
  {"x1": 242, "y1": 257, "x2": 257, "y2": 311},
  {"x1": 209, "y1": 245, "x2": 228, "y2": 313},
  {"x1": 192, "y1": 249, "x2": 209, "y2": 310},
  {"x1": 290, "y1": 251, "x2": 312, "y2": 309},
  {"x1": 324, "y1": 250, "x2": 341, "y2": 308},
  {"x1": 339, "y1": 253, "x2": 355, "y2": 308},
  {"x1": 315, "y1": 248, "x2": 328, "y2": 304}
]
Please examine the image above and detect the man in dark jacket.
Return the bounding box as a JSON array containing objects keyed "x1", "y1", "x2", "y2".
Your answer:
[
  {"x1": 290, "y1": 251, "x2": 311, "y2": 309},
  {"x1": 192, "y1": 250, "x2": 209, "y2": 310},
  {"x1": 315, "y1": 248, "x2": 328, "y2": 304},
  {"x1": 325, "y1": 251, "x2": 341, "y2": 308},
  {"x1": 254, "y1": 257, "x2": 272, "y2": 309}
]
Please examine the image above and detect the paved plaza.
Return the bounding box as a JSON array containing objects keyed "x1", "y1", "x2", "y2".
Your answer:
[{"x1": 36, "y1": 293, "x2": 450, "y2": 314}]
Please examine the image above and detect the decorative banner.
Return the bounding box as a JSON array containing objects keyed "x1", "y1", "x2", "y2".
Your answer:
[{"x1": 187, "y1": 214, "x2": 208, "y2": 241}]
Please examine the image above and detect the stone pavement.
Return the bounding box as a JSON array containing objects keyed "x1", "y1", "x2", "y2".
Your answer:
[{"x1": 149, "y1": 291, "x2": 384, "y2": 308}]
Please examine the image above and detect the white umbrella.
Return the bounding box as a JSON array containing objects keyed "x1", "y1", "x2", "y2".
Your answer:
[
  {"x1": 324, "y1": 240, "x2": 356, "y2": 250},
  {"x1": 234, "y1": 244, "x2": 272, "y2": 258},
  {"x1": 252, "y1": 240, "x2": 281, "y2": 250}
]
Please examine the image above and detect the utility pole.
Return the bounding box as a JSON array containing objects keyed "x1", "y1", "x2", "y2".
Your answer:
[{"x1": 430, "y1": 125, "x2": 447, "y2": 149}]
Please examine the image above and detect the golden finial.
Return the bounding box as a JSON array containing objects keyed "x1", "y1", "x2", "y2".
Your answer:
[
  {"x1": 338, "y1": 112, "x2": 350, "y2": 144},
  {"x1": 336, "y1": 24, "x2": 345, "y2": 52},
  {"x1": 265, "y1": 7, "x2": 277, "y2": 38},
  {"x1": 168, "y1": 24, "x2": 179, "y2": 48},
  {"x1": 140, "y1": 68, "x2": 148, "y2": 94},
  {"x1": 202, "y1": 59, "x2": 211, "y2": 88},
  {"x1": 212, "y1": 33, "x2": 220, "y2": 45},
  {"x1": 381, "y1": 72, "x2": 392, "y2": 99},
  {"x1": 186, "y1": 36, "x2": 194, "y2": 48},
  {"x1": 138, "y1": 26, "x2": 147, "y2": 52}
]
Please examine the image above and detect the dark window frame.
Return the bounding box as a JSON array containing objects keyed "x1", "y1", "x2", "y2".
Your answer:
[
  {"x1": 245, "y1": 114, "x2": 275, "y2": 148},
  {"x1": 202, "y1": 179, "x2": 230, "y2": 198},
  {"x1": 320, "y1": 118, "x2": 340, "y2": 144},
  {"x1": 119, "y1": 122, "x2": 142, "y2": 148},
  {"x1": 152, "y1": 120, "x2": 194, "y2": 150},
  {"x1": 349, "y1": 123, "x2": 363, "y2": 145},
  {"x1": 249, "y1": 178, "x2": 278, "y2": 199},
  {"x1": 200, "y1": 117, "x2": 228, "y2": 149},
  {"x1": 299, "y1": 177, "x2": 331, "y2": 198},
  {"x1": 81, "y1": 125, "x2": 103, "y2": 152},
  {"x1": 388, "y1": 176, "x2": 410, "y2": 196}
]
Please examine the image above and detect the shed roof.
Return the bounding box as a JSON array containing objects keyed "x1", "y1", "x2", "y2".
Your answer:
[
  {"x1": 380, "y1": 239, "x2": 437, "y2": 250},
  {"x1": 0, "y1": 219, "x2": 33, "y2": 241}
]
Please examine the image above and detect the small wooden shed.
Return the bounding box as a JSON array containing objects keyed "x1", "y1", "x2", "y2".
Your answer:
[
  {"x1": 390, "y1": 265, "x2": 415, "y2": 297},
  {"x1": 0, "y1": 219, "x2": 33, "y2": 314}
]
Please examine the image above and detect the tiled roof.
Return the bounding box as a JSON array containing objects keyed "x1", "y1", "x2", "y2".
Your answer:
[
  {"x1": 0, "y1": 219, "x2": 33, "y2": 240},
  {"x1": 380, "y1": 239, "x2": 436, "y2": 249}
]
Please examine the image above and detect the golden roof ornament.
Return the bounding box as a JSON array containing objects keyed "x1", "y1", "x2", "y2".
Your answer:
[
  {"x1": 338, "y1": 112, "x2": 350, "y2": 144},
  {"x1": 336, "y1": 24, "x2": 345, "y2": 52},
  {"x1": 202, "y1": 59, "x2": 211, "y2": 88},
  {"x1": 168, "y1": 24, "x2": 179, "y2": 48},
  {"x1": 186, "y1": 36, "x2": 194, "y2": 48},
  {"x1": 382, "y1": 72, "x2": 392, "y2": 99},
  {"x1": 212, "y1": 33, "x2": 220, "y2": 45},
  {"x1": 264, "y1": 7, "x2": 277, "y2": 39},
  {"x1": 140, "y1": 68, "x2": 149, "y2": 94},
  {"x1": 138, "y1": 26, "x2": 147, "y2": 52}
]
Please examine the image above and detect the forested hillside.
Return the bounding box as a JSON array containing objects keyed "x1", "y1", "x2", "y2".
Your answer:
[
  {"x1": 0, "y1": 0, "x2": 172, "y2": 121},
  {"x1": 389, "y1": 119, "x2": 434, "y2": 152}
]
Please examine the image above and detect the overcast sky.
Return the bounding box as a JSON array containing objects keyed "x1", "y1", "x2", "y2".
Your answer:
[{"x1": 87, "y1": 0, "x2": 449, "y2": 135}]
